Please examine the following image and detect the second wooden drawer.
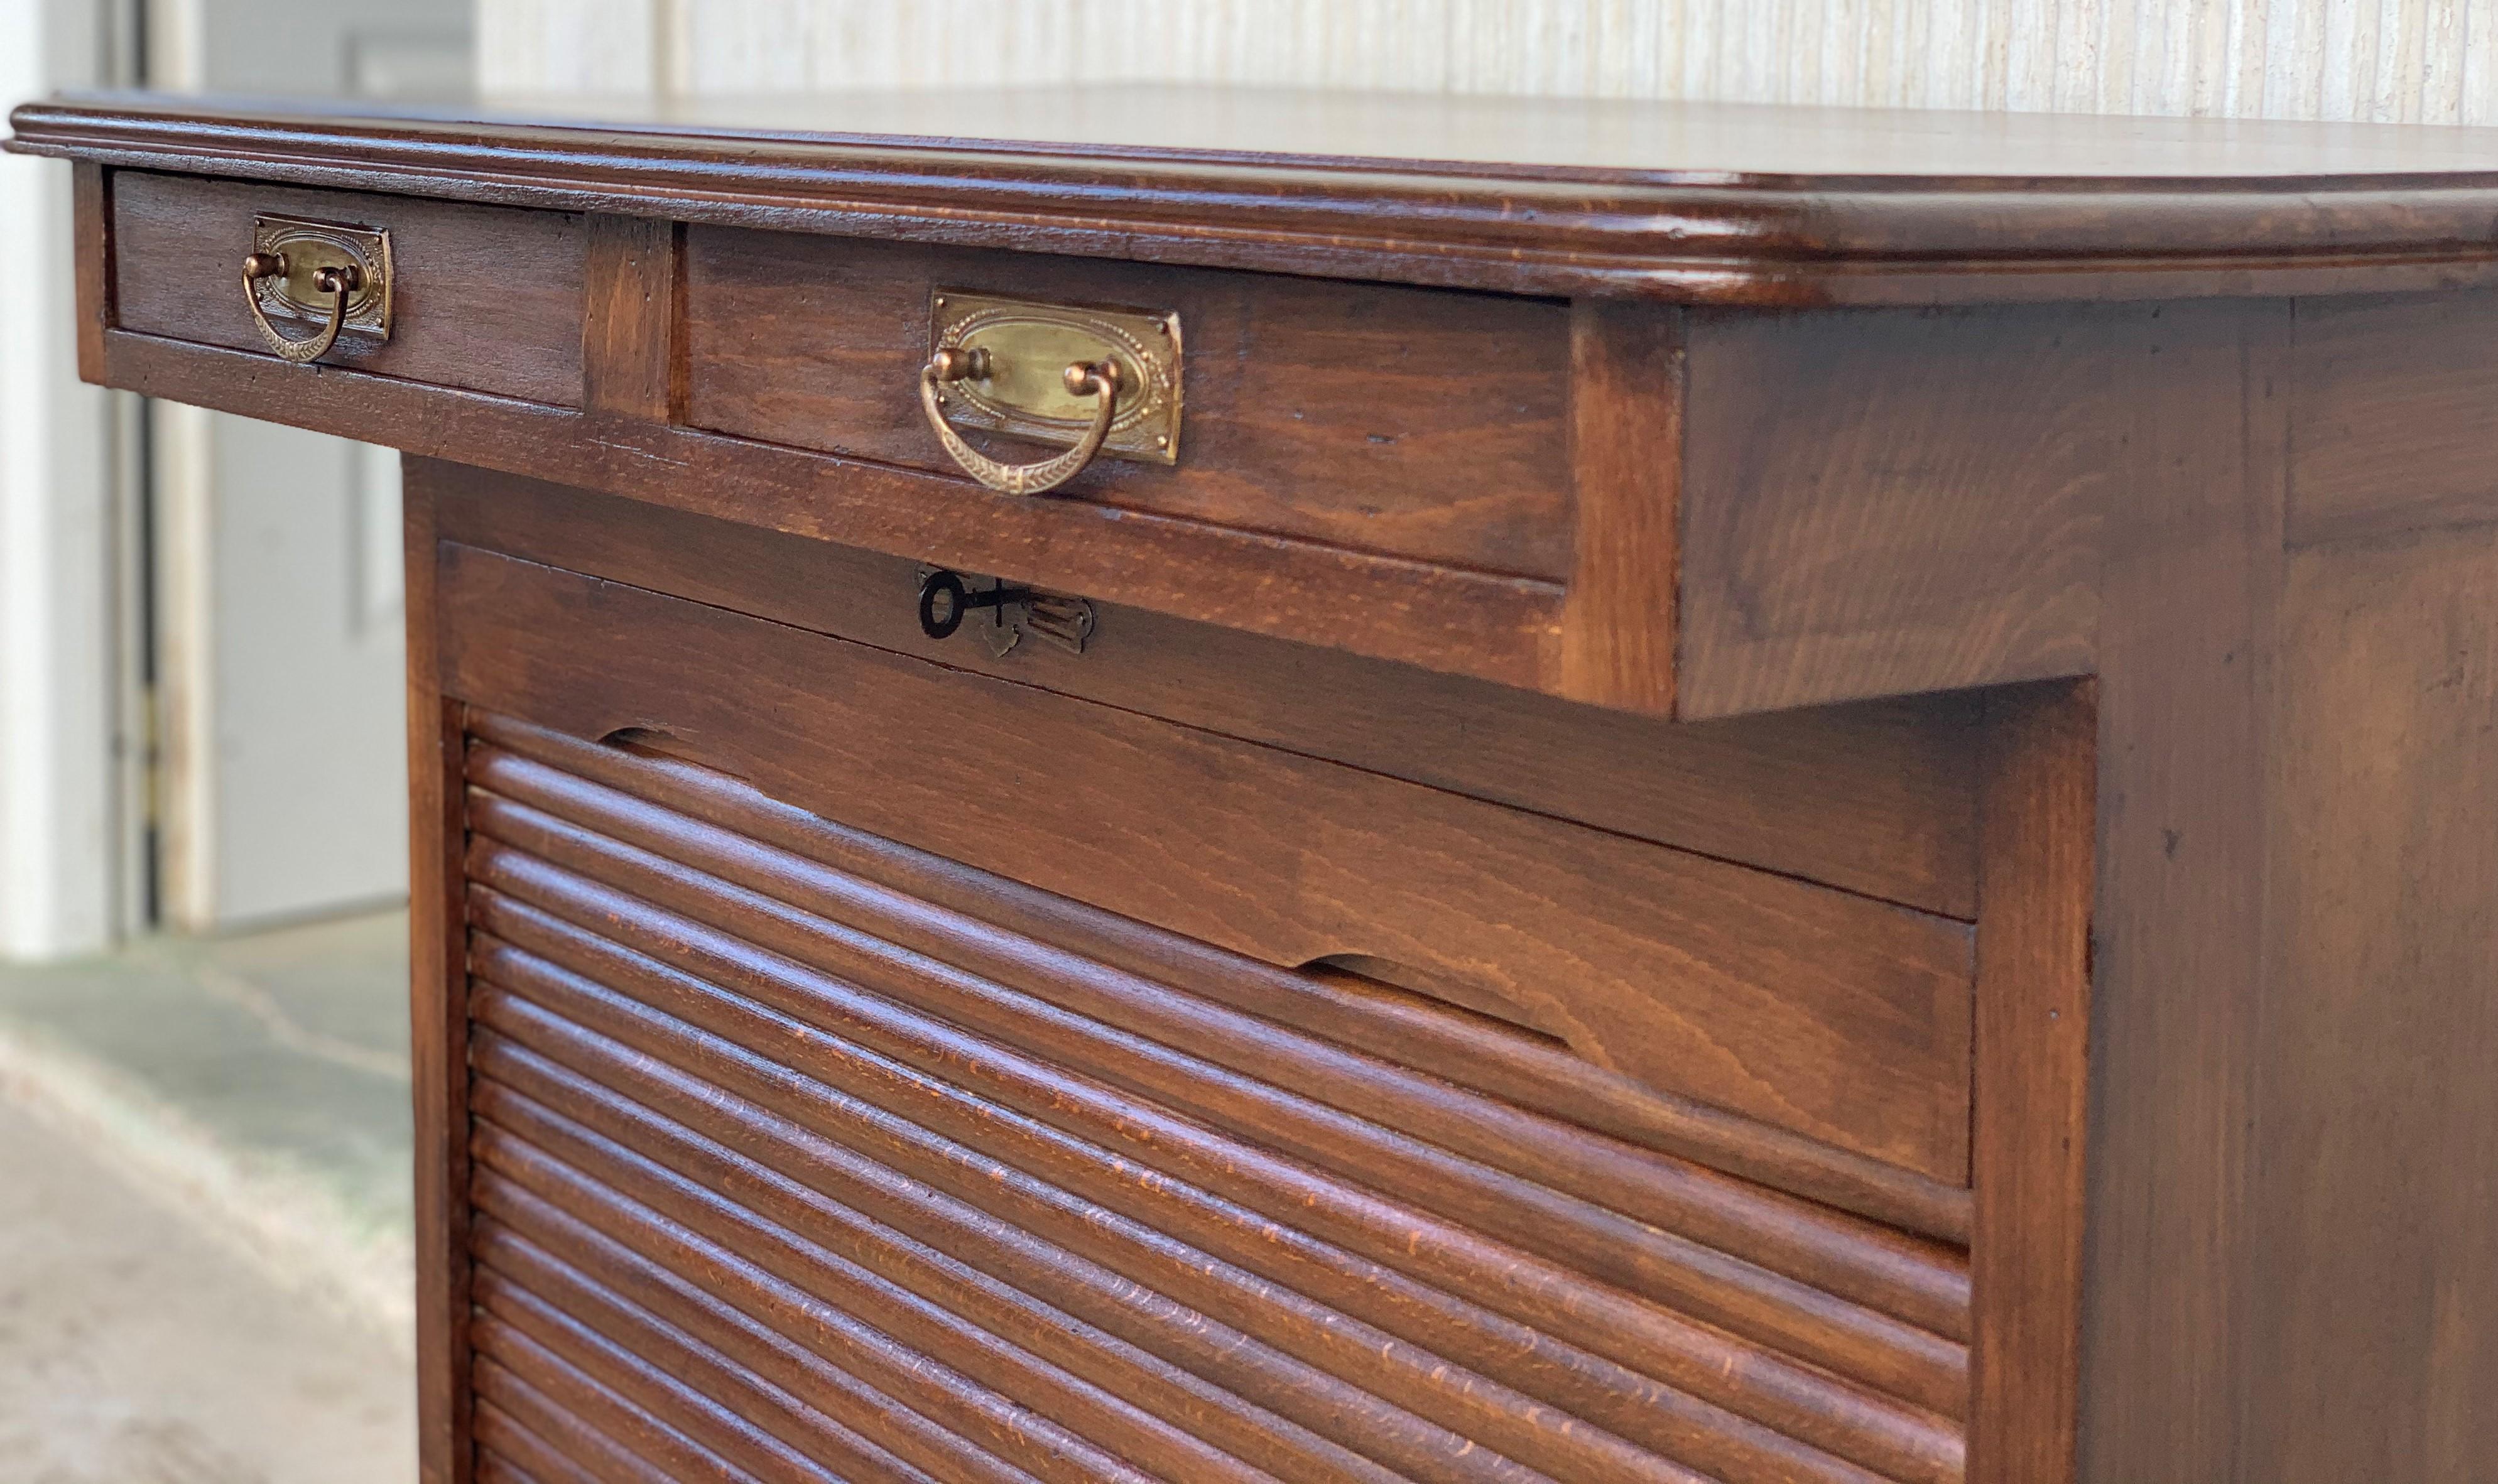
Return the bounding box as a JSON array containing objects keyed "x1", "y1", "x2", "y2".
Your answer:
[{"x1": 681, "y1": 225, "x2": 1576, "y2": 580}]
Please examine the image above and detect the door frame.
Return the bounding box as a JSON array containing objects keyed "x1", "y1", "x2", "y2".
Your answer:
[{"x1": 0, "y1": 0, "x2": 147, "y2": 961}]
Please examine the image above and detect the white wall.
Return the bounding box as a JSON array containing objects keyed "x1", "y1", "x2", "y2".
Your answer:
[
  {"x1": 483, "y1": 0, "x2": 2498, "y2": 124},
  {"x1": 0, "y1": 0, "x2": 123, "y2": 961}
]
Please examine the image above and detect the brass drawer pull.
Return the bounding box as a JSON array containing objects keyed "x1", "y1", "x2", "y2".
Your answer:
[
  {"x1": 242, "y1": 252, "x2": 359, "y2": 362},
  {"x1": 918, "y1": 291, "x2": 1183, "y2": 495},
  {"x1": 240, "y1": 214, "x2": 393, "y2": 366},
  {"x1": 921, "y1": 349, "x2": 1122, "y2": 495}
]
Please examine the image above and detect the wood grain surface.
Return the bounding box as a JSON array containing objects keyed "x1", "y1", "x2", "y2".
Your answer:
[
  {"x1": 403, "y1": 463, "x2": 475, "y2": 1484},
  {"x1": 1967, "y1": 683, "x2": 2095, "y2": 1484},
  {"x1": 2246, "y1": 523, "x2": 2498, "y2": 1483},
  {"x1": 455, "y1": 707, "x2": 1977, "y2": 1482},
  {"x1": 40, "y1": 82, "x2": 2498, "y2": 1481},
  {"x1": 110, "y1": 171, "x2": 587, "y2": 405},
  {"x1": 2075, "y1": 299, "x2": 2288, "y2": 1484},
  {"x1": 685, "y1": 226, "x2": 1574, "y2": 579},
  {"x1": 27, "y1": 90, "x2": 2498, "y2": 304},
  {"x1": 70, "y1": 161, "x2": 108, "y2": 381},
  {"x1": 426, "y1": 460, "x2": 1983, "y2": 919},
  {"x1": 100, "y1": 330, "x2": 1567, "y2": 696},
  {"x1": 581, "y1": 214, "x2": 679, "y2": 423},
  {"x1": 1676, "y1": 304, "x2": 2110, "y2": 718},
  {"x1": 464, "y1": 728, "x2": 1973, "y2": 1334},
  {"x1": 437, "y1": 546, "x2": 1979, "y2": 1178},
  {"x1": 1558, "y1": 298, "x2": 1681, "y2": 711},
  {"x1": 2285, "y1": 290, "x2": 2498, "y2": 548},
  {"x1": 461, "y1": 707, "x2": 1977, "y2": 1245}
]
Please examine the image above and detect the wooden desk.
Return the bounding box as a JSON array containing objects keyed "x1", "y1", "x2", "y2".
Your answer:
[{"x1": 12, "y1": 89, "x2": 2495, "y2": 1484}]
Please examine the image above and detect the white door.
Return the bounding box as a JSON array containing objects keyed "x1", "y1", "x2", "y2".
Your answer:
[{"x1": 149, "y1": 0, "x2": 472, "y2": 929}]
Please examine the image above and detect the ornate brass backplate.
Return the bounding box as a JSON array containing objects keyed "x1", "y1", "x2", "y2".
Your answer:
[
  {"x1": 249, "y1": 214, "x2": 393, "y2": 340},
  {"x1": 928, "y1": 291, "x2": 1181, "y2": 466}
]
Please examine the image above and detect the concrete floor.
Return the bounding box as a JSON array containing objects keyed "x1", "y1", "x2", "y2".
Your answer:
[
  {"x1": 0, "y1": 1099, "x2": 416, "y2": 1483},
  {"x1": 0, "y1": 911, "x2": 418, "y2": 1483}
]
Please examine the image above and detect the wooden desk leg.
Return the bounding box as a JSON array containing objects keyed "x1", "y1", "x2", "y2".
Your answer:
[
  {"x1": 406, "y1": 461, "x2": 474, "y2": 1484},
  {"x1": 2245, "y1": 526, "x2": 2498, "y2": 1483},
  {"x1": 1972, "y1": 680, "x2": 2096, "y2": 1484},
  {"x1": 2083, "y1": 299, "x2": 2498, "y2": 1483}
]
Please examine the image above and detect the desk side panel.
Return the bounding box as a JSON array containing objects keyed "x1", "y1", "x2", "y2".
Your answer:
[{"x1": 2245, "y1": 524, "x2": 2498, "y2": 1483}]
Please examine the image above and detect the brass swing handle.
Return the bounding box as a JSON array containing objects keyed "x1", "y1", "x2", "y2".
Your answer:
[
  {"x1": 241, "y1": 251, "x2": 362, "y2": 364},
  {"x1": 920, "y1": 346, "x2": 1122, "y2": 496}
]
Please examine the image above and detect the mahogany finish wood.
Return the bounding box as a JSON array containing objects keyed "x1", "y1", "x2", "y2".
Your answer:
[
  {"x1": 18, "y1": 87, "x2": 2498, "y2": 1484},
  {"x1": 70, "y1": 161, "x2": 108, "y2": 380},
  {"x1": 2250, "y1": 526, "x2": 2498, "y2": 1482},
  {"x1": 112, "y1": 171, "x2": 588, "y2": 405},
  {"x1": 685, "y1": 227, "x2": 1576, "y2": 580},
  {"x1": 403, "y1": 467, "x2": 472, "y2": 1484},
  {"x1": 91, "y1": 327, "x2": 1569, "y2": 699},
  {"x1": 25, "y1": 89, "x2": 2498, "y2": 304},
  {"x1": 436, "y1": 546, "x2": 1978, "y2": 1180},
  {"x1": 459, "y1": 697, "x2": 1974, "y2": 1245},
  {"x1": 1560, "y1": 299, "x2": 1683, "y2": 712},
  {"x1": 580, "y1": 214, "x2": 680, "y2": 424},
  {"x1": 2071, "y1": 299, "x2": 2289, "y2": 1484},
  {"x1": 2282, "y1": 291, "x2": 2498, "y2": 548},
  {"x1": 1676, "y1": 305, "x2": 2112, "y2": 718},
  {"x1": 458, "y1": 713, "x2": 1972, "y2": 1483},
  {"x1": 430, "y1": 465, "x2": 1982, "y2": 920},
  {"x1": 1967, "y1": 683, "x2": 2095, "y2": 1484}
]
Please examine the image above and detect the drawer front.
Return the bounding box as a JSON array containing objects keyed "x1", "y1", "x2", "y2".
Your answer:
[
  {"x1": 111, "y1": 171, "x2": 587, "y2": 404},
  {"x1": 683, "y1": 226, "x2": 1575, "y2": 580},
  {"x1": 437, "y1": 463, "x2": 1986, "y2": 921},
  {"x1": 457, "y1": 704, "x2": 1972, "y2": 1484},
  {"x1": 83, "y1": 180, "x2": 1657, "y2": 705}
]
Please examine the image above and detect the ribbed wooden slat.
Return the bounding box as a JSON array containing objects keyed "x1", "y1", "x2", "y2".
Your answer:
[
  {"x1": 467, "y1": 845, "x2": 1967, "y2": 1433},
  {"x1": 470, "y1": 968, "x2": 1677, "y2": 1484},
  {"x1": 469, "y1": 964, "x2": 1719, "y2": 1479},
  {"x1": 465, "y1": 749, "x2": 1970, "y2": 1340},
  {"x1": 478, "y1": 1120, "x2": 1173, "y2": 1484},
  {"x1": 470, "y1": 950, "x2": 1939, "y2": 1484},
  {"x1": 474, "y1": 1342, "x2": 759, "y2": 1484},
  {"x1": 473, "y1": 1427, "x2": 562, "y2": 1484},
  {"x1": 474, "y1": 1037, "x2": 1904, "y2": 1484},
  {"x1": 469, "y1": 1027, "x2": 1421, "y2": 1484},
  {"x1": 470, "y1": 713, "x2": 1973, "y2": 1244},
  {"x1": 468, "y1": 810, "x2": 1969, "y2": 1405},
  {"x1": 473, "y1": 1392, "x2": 627, "y2": 1484},
  {"x1": 475, "y1": 1237, "x2": 942, "y2": 1483},
  {"x1": 473, "y1": 1075, "x2": 1291, "y2": 1484},
  {"x1": 472, "y1": 1448, "x2": 545, "y2": 1484},
  {"x1": 457, "y1": 707, "x2": 1975, "y2": 1484}
]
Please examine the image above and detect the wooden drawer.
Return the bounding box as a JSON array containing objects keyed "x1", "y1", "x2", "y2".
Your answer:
[
  {"x1": 683, "y1": 226, "x2": 1574, "y2": 579},
  {"x1": 76, "y1": 173, "x2": 1665, "y2": 707},
  {"x1": 111, "y1": 171, "x2": 587, "y2": 404}
]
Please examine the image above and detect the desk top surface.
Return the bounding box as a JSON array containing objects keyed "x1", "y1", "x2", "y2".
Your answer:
[{"x1": 19, "y1": 86, "x2": 2498, "y2": 301}]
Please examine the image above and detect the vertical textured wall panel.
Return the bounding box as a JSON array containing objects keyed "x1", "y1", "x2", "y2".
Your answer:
[
  {"x1": 482, "y1": 0, "x2": 2498, "y2": 125},
  {"x1": 479, "y1": 0, "x2": 661, "y2": 95}
]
